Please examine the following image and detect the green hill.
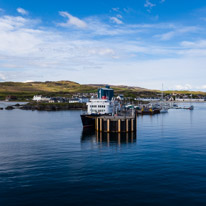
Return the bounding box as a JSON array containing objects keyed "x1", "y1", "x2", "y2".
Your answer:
[
  {"x1": 0, "y1": 81, "x2": 205, "y2": 100},
  {"x1": 0, "y1": 81, "x2": 150, "y2": 100}
]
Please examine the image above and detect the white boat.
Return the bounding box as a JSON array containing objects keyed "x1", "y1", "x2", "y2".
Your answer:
[
  {"x1": 160, "y1": 84, "x2": 169, "y2": 113},
  {"x1": 160, "y1": 106, "x2": 168, "y2": 113},
  {"x1": 183, "y1": 105, "x2": 194, "y2": 110}
]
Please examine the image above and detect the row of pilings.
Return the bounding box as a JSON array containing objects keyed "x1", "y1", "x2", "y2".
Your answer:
[{"x1": 95, "y1": 115, "x2": 137, "y2": 133}]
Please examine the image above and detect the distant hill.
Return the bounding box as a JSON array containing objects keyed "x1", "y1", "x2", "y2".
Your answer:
[
  {"x1": 86, "y1": 84, "x2": 147, "y2": 91},
  {"x1": 0, "y1": 81, "x2": 93, "y2": 93},
  {"x1": 0, "y1": 80, "x2": 152, "y2": 100},
  {"x1": 0, "y1": 81, "x2": 148, "y2": 93},
  {"x1": 0, "y1": 80, "x2": 205, "y2": 100}
]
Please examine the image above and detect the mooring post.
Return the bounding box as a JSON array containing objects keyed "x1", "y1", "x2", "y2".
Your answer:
[
  {"x1": 118, "y1": 119, "x2": 121, "y2": 133},
  {"x1": 126, "y1": 119, "x2": 128, "y2": 132},
  {"x1": 96, "y1": 118, "x2": 99, "y2": 131},
  {"x1": 107, "y1": 133, "x2": 110, "y2": 146},
  {"x1": 100, "y1": 118, "x2": 102, "y2": 132},
  {"x1": 96, "y1": 131, "x2": 99, "y2": 143},
  {"x1": 131, "y1": 132, "x2": 133, "y2": 143},
  {"x1": 107, "y1": 119, "x2": 110, "y2": 133},
  {"x1": 100, "y1": 132, "x2": 102, "y2": 143},
  {"x1": 118, "y1": 133, "x2": 121, "y2": 146},
  {"x1": 131, "y1": 119, "x2": 134, "y2": 132}
]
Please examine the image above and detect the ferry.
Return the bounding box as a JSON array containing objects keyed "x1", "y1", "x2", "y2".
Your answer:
[
  {"x1": 81, "y1": 98, "x2": 114, "y2": 128},
  {"x1": 81, "y1": 86, "x2": 116, "y2": 128}
]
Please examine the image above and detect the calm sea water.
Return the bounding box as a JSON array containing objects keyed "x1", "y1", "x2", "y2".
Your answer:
[{"x1": 0, "y1": 102, "x2": 206, "y2": 205}]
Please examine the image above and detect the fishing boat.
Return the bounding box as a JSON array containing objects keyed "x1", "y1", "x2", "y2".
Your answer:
[
  {"x1": 183, "y1": 105, "x2": 194, "y2": 110},
  {"x1": 183, "y1": 94, "x2": 194, "y2": 110},
  {"x1": 137, "y1": 105, "x2": 160, "y2": 115},
  {"x1": 160, "y1": 84, "x2": 168, "y2": 113}
]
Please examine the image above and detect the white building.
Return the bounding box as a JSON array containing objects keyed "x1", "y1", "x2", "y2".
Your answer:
[
  {"x1": 32, "y1": 95, "x2": 51, "y2": 102},
  {"x1": 175, "y1": 98, "x2": 204, "y2": 102},
  {"x1": 86, "y1": 99, "x2": 113, "y2": 114},
  {"x1": 69, "y1": 98, "x2": 79, "y2": 103},
  {"x1": 117, "y1": 94, "x2": 124, "y2": 101},
  {"x1": 79, "y1": 97, "x2": 89, "y2": 103}
]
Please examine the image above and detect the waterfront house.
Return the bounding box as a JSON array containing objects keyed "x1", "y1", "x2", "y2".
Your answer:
[
  {"x1": 78, "y1": 97, "x2": 89, "y2": 103},
  {"x1": 69, "y1": 98, "x2": 80, "y2": 103},
  {"x1": 5, "y1": 95, "x2": 17, "y2": 101},
  {"x1": 32, "y1": 95, "x2": 51, "y2": 102}
]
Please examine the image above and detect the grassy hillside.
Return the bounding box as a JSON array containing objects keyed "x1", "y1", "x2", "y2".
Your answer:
[
  {"x1": 0, "y1": 81, "x2": 205, "y2": 100},
  {"x1": 0, "y1": 81, "x2": 95, "y2": 93},
  {"x1": 0, "y1": 81, "x2": 150, "y2": 100}
]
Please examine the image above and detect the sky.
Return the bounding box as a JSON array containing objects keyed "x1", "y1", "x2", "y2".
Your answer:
[{"x1": 0, "y1": 0, "x2": 206, "y2": 90}]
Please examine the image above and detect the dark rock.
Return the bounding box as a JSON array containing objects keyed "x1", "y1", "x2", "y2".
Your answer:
[
  {"x1": 5, "y1": 106, "x2": 14, "y2": 110},
  {"x1": 19, "y1": 102, "x2": 87, "y2": 111}
]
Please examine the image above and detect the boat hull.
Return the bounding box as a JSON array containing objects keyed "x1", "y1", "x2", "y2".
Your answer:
[
  {"x1": 81, "y1": 114, "x2": 103, "y2": 128},
  {"x1": 137, "y1": 109, "x2": 160, "y2": 115}
]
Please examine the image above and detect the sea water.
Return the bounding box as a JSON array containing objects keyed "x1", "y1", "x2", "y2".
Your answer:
[{"x1": 0, "y1": 102, "x2": 206, "y2": 205}]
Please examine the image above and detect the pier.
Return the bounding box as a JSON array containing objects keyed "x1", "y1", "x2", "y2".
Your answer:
[{"x1": 95, "y1": 115, "x2": 136, "y2": 133}]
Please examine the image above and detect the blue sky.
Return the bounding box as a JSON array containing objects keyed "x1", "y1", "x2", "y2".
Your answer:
[{"x1": 0, "y1": 0, "x2": 206, "y2": 90}]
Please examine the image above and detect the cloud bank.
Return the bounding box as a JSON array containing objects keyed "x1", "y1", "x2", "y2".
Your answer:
[{"x1": 0, "y1": 9, "x2": 205, "y2": 90}]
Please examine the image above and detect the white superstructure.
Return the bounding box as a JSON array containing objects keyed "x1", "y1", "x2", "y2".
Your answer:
[{"x1": 86, "y1": 99, "x2": 113, "y2": 114}]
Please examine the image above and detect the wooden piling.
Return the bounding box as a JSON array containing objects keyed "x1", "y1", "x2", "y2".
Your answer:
[
  {"x1": 118, "y1": 119, "x2": 121, "y2": 133},
  {"x1": 107, "y1": 133, "x2": 110, "y2": 146},
  {"x1": 107, "y1": 119, "x2": 110, "y2": 133},
  {"x1": 94, "y1": 115, "x2": 136, "y2": 133},
  {"x1": 100, "y1": 118, "x2": 102, "y2": 132},
  {"x1": 131, "y1": 119, "x2": 134, "y2": 132},
  {"x1": 126, "y1": 119, "x2": 128, "y2": 132},
  {"x1": 96, "y1": 118, "x2": 98, "y2": 131}
]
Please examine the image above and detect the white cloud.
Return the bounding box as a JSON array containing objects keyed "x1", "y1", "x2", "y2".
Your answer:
[
  {"x1": 177, "y1": 40, "x2": 206, "y2": 57},
  {"x1": 155, "y1": 26, "x2": 199, "y2": 40},
  {"x1": 117, "y1": 14, "x2": 122, "y2": 19},
  {"x1": 175, "y1": 84, "x2": 192, "y2": 90},
  {"x1": 181, "y1": 40, "x2": 206, "y2": 48},
  {"x1": 89, "y1": 48, "x2": 115, "y2": 56},
  {"x1": 0, "y1": 8, "x2": 4, "y2": 12},
  {"x1": 58, "y1": 11, "x2": 87, "y2": 28},
  {"x1": 23, "y1": 80, "x2": 34, "y2": 83},
  {"x1": 144, "y1": 0, "x2": 156, "y2": 12},
  {"x1": 17, "y1": 8, "x2": 28, "y2": 15},
  {"x1": 123, "y1": 8, "x2": 132, "y2": 13},
  {"x1": 0, "y1": 72, "x2": 6, "y2": 81},
  {"x1": 110, "y1": 17, "x2": 123, "y2": 24},
  {"x1": 112, "y1": 8, "x2": 119, "y2": 12},
  {"x1": 160, "y1": 0, "x2": 165, "y2": 3}
]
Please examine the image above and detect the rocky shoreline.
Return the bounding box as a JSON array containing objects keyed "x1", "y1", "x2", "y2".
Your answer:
[{"x1": 5, "y1": 102, "x2": 86, "y2": 111}]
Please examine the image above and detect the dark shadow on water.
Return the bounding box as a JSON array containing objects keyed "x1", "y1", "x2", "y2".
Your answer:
[{"x1": 81, "y1": 128, "x2": 136, "y2": 147}]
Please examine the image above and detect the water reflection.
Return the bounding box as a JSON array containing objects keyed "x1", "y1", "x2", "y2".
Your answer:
[{"x1": 81, "y1": 129, "x2": 136, "y2": 147}]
